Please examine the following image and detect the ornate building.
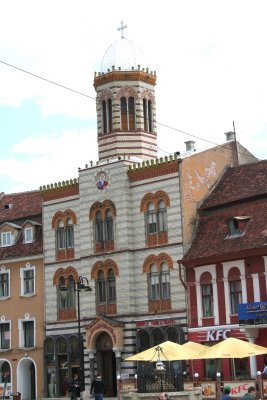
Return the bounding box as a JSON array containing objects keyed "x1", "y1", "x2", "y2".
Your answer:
[
  {"x1": 180, "y1": 160, "x2": 267, "y2": 381},
  {"x1": 0, "y1": 191, "x2": 44, "y2": 399},
  {"x1": 41, "y1": 26, "x2": 258, "y2": 398}
]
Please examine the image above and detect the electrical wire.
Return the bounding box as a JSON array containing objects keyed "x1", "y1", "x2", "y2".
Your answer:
[{"x1": 0, "y1": 59, "x2": 259, "y2": 160}]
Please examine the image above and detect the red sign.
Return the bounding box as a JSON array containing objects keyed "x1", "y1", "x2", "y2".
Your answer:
[{"x1": 136, "y1": 319, "x2": 176, "y2": 327}]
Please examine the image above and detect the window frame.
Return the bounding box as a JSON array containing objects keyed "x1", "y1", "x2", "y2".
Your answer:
[
  {"x1": 229, "y1": 279, "x2": 242, "y2": 314},
  {"x1": 1, "y1": 232, "x2": 12, "y2": 247},
  {"x1": 0, "y1": 269, "x2": 10, "y2": 298},
  {"x1": 0, "y1": 321, "x2": 11, "y2": 350},
  {"x1": 20, "y1": 264, "x2": 35, "y2": 296},
  {"x1": 19, "y1": 318, "x2": 35, "y2": 348},
  {"x1": 201, "y1": 283, "x2": 214, "y2": 317},
  {"x1": 24, "y1": 227, "x2": 33, "y2": 243}
]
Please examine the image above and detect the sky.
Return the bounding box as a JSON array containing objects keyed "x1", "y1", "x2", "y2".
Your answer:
[{"x1": 1, "y1": 0, "x2": 267, "y2": 194}]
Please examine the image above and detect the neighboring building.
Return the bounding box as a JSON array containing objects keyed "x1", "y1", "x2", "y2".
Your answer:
[
  {"x1": 180, "y1": 160, "x2": 267, "y2": 380},
  {"x1": 0, "y1": 191, "x2": 44, "y2": 399},
  {"x1": 41, "y1": 29, "x2": 259, "y2": 398}
]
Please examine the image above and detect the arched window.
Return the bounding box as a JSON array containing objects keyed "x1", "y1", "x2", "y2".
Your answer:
[
  {"x1": 56, "y1": 220, "x2": 65, "y2": 250},
  {"x1": 57, "y1": 275, "x2": 76, "y2": 320},
  {"x1": 149, "y1": 264, "x2": 170, "y2": 301},
  {"x1": 97, "y1": 270, "x2": 106, "y2": 303},
  {"x1": 91, "y1": 259, "x2": 118, "y2": 315},
  {"x1": 90, "y1": 201, "x2": 116, "y2": 253},
  {"x1": 143, "y1": 98, "x2": 153, "y2": 132},
  {"x1": 66, "y1": 218, "x2": 74, "y2": 248},
  {"x1": 147, "y1": 202, "x2": 157, "y2": 234},
  {"x1": 53, "y1": 210, "x2": 77, "y2": 261},
  {"x1": 105, "y1": 209, "x2": 113, "y2": 241},
  {"x1": 150, "y1": 264, "x2": 159, "y2": 300},
  {"x1": 120, "y1": 96, "x2": 136, "y2": 131},
  {"x1": 200, "y1": 272, "x2": 213, "y2": 317},
  {"x1": 144, "y1": 253, "x2": 172, "y2": 313},
  {"x1": 102, "y1": 99, "x2": 113, "y2": 134},
  {"x1": 141, "y1": 191, "x2": 170, "y2": 247},
  {"x1": 95, "y1": 211, "x2": 103, "y2": 242},
  {"x1": 158, "y1": 200, "x2": 167, "y2": 232},
  {"x1": 228, "y1": 268, "x2": 242, "y2": 314},
  {"x1": 107, "y1": 269, "x2": 116, "y2": 302}
]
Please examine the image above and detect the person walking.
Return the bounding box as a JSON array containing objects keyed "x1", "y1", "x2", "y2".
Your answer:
[
  {"x1": 90, "y1": 375, "x2": 105, "y2": 400},
  {"x1": 241, "y1": 386, "x2": 256, "y2": 400},
  {"x1": 69, "y1": 373, "x2": 80, "y2": 400},
  {"x1": 221, "y1": 386, "x2": 232, "y2": 400}
]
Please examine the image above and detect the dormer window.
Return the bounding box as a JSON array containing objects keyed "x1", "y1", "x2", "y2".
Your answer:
[
  {"x1": 24, "y1": 227, "x2": 33, "y2": 243},
  {"x1": 226, "y1": 216, "x2": 250, "y2": 239},
  {"x1": 1, "y1": 232, "x2": 11, "y2": 247}
]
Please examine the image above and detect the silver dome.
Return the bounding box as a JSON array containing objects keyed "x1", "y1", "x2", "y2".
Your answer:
[{"x1": 101, "y1": 37, "x2": 149, "y2": 73}]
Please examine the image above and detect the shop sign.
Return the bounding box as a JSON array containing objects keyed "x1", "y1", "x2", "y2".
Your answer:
[
  {"x1": 224, "y1": 382, "x2": 257, "y2": 397},
  {"x1": 136, "y1": 318, "x2": 176, "y2": 327},
  {"x1": 238, "y1": 301, "x2": 267, "y2": 324},
  {"x1": 206, "y1": 329, "x2": 230, "y2": 341}
]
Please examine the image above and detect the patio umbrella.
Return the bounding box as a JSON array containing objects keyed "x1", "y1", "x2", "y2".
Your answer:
[
  {"x1": 182, "y1": 341, "x2": 209, "y2": 359},
  {"x1": 202, "y1": 337, "x2": 267, "y2": 380},
  {"x1": 125, "y1": 340, "x2": 200, "y2": 362},
  {"x1": 205, "y1": 337, "x2": 267, "y2": 359}
]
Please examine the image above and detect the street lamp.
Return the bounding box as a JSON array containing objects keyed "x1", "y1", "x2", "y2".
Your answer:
[{"x1": 61, "y1": 275, "x2": 92, "y2": 392}]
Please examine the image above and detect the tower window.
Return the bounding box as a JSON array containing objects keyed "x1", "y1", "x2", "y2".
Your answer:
[{"x1": 120, "y1": 96, "x2": 136, "y2": 131}]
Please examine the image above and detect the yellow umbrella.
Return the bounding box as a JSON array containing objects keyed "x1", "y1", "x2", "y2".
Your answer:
[
  {"x1": 205, "y1": 337, "x2": 267, "y2": 359},
  {"x1": 181, "y1": 341, "x2": 209, "y2": 359},
  {"x1": 125, "y1": 340, "x2": 199, "y2": 362}
]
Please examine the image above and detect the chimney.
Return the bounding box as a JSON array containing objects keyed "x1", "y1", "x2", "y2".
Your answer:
[
  {"x1": 225, "y1": 131, "x2": 235, "y2": 141},
  {"x1": 185, "y1": 140, "x2": 196, "y2": 152}
]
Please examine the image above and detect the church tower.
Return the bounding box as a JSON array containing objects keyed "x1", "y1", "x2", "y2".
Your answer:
[{"x1": 94, "y1": 23, "x2": 157, "y2": 161}]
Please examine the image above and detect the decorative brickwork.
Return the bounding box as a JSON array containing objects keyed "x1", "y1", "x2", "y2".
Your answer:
[
  {"x1": 143, "y1": 253, "x2": 173, "y2": 273},
  {"x1": 91, "y1": 259, "x2": 119, "y2": 279}
]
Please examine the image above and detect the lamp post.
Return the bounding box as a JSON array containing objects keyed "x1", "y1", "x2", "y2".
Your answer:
[
  {"x1": 61, "y1": 275, "x2": 92, "y2": 393},
  {"x1": 76, "y1": 276, "x2": 92, "y2": 392}
]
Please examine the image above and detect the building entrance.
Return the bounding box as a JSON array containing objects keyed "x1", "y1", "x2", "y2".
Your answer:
[{"x1": 96, "y1": 332, "x2": 117, "y2": 397}]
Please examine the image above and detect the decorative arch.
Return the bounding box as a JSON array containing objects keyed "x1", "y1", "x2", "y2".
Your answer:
[
  {"x1": 140, "y1": 88, "x2": 155, "y2": 101},
  {"x1": 52, "y1": 209, "x2": 77, "y2": 229},
  {"x1": 100, "y1": 89, "x2": 113, "y2": 101},
  {"x1": 85, "y1": 315, "x2": 124, "y2": 350},
  {"x1": 200, "y1": 271, "x2": 212, "y2": 283},
  {"x1": 143, "y1": 253, "x2": 173, "y2": 273},
  {"x1": 140, "y1": 190, "x2": 170, "y2": 212},
  {"x1": 91, "y1": 259, "x2": 119, "y2": 279},
  {"x1": 53, "y1": 266, "x2": 79, "y2": 285},
  {"x1": 228, "y1": 267, "x2": 241, "y2": 280},
  {"x1": 116, "y1": 86, "x2": 138, "y2": 100},
  {"x1": 89, "y1": 200, "x2": 116, "y2": 220}
]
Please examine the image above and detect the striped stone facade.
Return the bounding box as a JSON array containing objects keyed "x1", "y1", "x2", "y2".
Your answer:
[
  {"x1": 42, "y1": 157, "x2": 187, "y2": 397},
  {"x1": 94, "y1": 69, "x2": 158, "y2": 161}
]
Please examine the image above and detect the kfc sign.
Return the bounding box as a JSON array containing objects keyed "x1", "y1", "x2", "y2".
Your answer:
[{"x1": 206, "y1": 329, "x2": 230, "y2": 341}]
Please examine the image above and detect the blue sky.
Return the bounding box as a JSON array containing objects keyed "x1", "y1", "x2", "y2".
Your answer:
[{"x1": 1, "y1": 0, "x2": 267, "y2": 193}]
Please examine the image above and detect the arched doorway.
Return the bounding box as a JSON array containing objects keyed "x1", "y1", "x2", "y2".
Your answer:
[
  {"x1": 17, "y1": 358, "x2": 36, "y2": 400},
  {"x1": 96, "y1": 332, "x2": 116, "y2": 397}
]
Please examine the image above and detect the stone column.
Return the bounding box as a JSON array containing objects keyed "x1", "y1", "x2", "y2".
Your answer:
[{"x1": 113, "y1": 348, "x2": 122, "y2": 377}]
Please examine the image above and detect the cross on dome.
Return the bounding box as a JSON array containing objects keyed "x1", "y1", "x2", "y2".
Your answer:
[{"x1": 117, "y1": 21, "x2": 127, "y2": 38}]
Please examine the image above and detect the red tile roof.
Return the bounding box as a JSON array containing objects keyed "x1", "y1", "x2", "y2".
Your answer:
[
  {"x1": 182, "y1": 160, "x2": 267, "y2": 267},
  {"x1": 0, "y1": 191, "x2": 43, "y2": 259}
]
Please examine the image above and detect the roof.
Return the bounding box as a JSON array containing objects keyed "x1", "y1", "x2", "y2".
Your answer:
[
  {"x1": 0, "y1": 191, "x2": 43, "y2": 259},
  {"x1": 201, "y1": 160, "x2": 267, "y2": 209},
  {"x1": 182, "y1": 160, "x2": 267, "y2": 266},
  {"x1": 0, "y1": 191, "x2": 42, "y2": 221},
  {"x1": 100, "y1": 37, "x2": 149, "y2": 73}
]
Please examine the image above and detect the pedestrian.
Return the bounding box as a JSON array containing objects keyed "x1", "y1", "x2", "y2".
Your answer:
[
  {"x1": 241, "y1": 386, "x2": 256, "y2": 400},
  {"x1": 159, "y1": 394, "x2": 168, "y2": 400},
  {"x1": 69, "y1": 373, "x2": 80, "y2": 400},
  {"x1": 221, "y1": 386, "x2": 232, "y2": 400},
  {"x1": 90, "y1": 374, "x2": 105, "y2": 400},
  {"x1": 262, "y1": 362, "x2": 267, "y2": 377}
]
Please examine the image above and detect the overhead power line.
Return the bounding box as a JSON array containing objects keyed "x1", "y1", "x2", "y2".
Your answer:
[{"x1": 0, "y1": 59, "x2": 258, "y2": 160}]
